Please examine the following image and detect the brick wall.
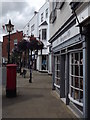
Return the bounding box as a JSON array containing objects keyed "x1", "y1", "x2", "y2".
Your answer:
[{"x1": 2, "y1": 31, "x2": 23, "y2": 59}]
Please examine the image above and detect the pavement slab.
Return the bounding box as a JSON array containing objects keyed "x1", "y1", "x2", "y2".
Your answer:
[{"x1": 2, "y1": 70, "x2": 78, "y2": 119}]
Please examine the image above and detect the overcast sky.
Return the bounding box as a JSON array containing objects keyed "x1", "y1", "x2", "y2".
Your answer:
[{"x1": 0, "y1": 0, "x2": 46, "y2": 41}]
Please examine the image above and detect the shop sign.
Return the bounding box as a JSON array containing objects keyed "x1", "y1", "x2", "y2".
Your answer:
[{"x1": 52, "y1": 25, "x2": 79, "y2": 48}]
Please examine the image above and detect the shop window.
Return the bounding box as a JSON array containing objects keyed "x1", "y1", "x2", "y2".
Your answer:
[
  {"x1": 69, "y1": 51, "x2": 83, "y2": 106},
  {"x1": 55, "y1": 55, "x2": 60, "y2": 88},
  {"x1": 42, "y1": 55, "x2": 46, "y2": 70}
]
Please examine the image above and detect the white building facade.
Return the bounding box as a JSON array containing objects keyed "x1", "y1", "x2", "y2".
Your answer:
[
  {"x1": 49, "y1": 1, "x2": 90, "y2": 118},
  {"x1": 23, "y1": 1, "x2": 52, "y2": 74},
  {"x1": 37, "y1": 1, "x2": 51, "y2": 73}
]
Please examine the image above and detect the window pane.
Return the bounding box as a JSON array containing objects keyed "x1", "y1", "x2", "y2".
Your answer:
[
  {"x1": 75, "y1": 65, "x2": 79, "y2": 76},
  {"x1": 69, "y1": 51, "x2": 83, "y2": 105},
  {"x1": 80, "y1": 65, "x2": 83, "y2": 76},
  {"x1": 80, "y1": 52, "x2": 83, "y2": 64},
  {"x1": 71, "y1": 65, "x2": 73, "y2": 75},
  {"x1": 31, "y1": 24, "x2": 35, "y2": 32},
  {"x1": 71, "y1": 53, "x2": 74, "y2": 64},
  {"x1": 80, "y1": 78, "x2": 83, "y2": 89},
  {"x1": 41, "y1": 13, "x2": 43, "y2": 22},
  {"x1": 71, "y1": 76, "x2": 73, "y2": 86},
  {"x1": 74, "y1": 90, "x2": 79, "y2": 100},
  {"x1": 46, "y1": 8, "x2": 48, "y2": 18},
  {"x1": 42, "y1": 29, "x2": 47, "y2": 40},
  {"x1": 71, "y1": 88, "x2": 74, "y2": 98},
  {"x1": 80, "y1": 91, "x2": 83, "y2": 103},
  {"x1": 42, "y1": 55, "x2": 46, "y2": 70},
  {"x1": 75, "y1": 53, "x2": 78, "y2": 62},
  {"x1": 14, "y1": 39, "x2": 17, "y2": 45},
  {"x1": 75, "y1": 77, "x2": 79, "y2": 88}
]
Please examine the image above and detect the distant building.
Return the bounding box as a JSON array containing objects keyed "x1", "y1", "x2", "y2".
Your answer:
[
  {"x1": 23, "y1": 1, "x2": 52, "y2": 74},
  {"x1": 37, "y1": 1, "x2": 50, "y2": 73},
  {"x1": 2, "y1": 31, "x2": 23, "y2": 63},
  {"x1": 23, "y1": 10, "x2": 39, "y2": 69}
]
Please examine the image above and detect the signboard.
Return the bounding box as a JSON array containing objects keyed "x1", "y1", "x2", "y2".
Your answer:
[{"x1": 52, "y1": 25, "x2": 79, "y2": 48}]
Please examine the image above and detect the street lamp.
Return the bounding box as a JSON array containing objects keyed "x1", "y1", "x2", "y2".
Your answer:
[{"x1": 5, "y1": 19, "x2": 14, "y2": 64}]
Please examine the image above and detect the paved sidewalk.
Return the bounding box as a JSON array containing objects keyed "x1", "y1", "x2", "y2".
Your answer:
[{"x1": 2, "y1": 70, "x2": 77, "y2": 119}]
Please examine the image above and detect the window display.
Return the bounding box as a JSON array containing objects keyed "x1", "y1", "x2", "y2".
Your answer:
[{"x1": 69, "y1": 51, "x2": 83, "y2": 106}]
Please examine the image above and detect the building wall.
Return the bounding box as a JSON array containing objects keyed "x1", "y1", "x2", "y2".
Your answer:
[
  {"x1": 23, "y1": 12, "x2": 39, "y2": 38},
  {"x1": 0, "y1": 42, "x2": 2, "y2": 85},
  {"x1": 38, "y1": 1, "x2": 50, "y2": 47},
  {"x1": 23, "y1": 1, "x2": 52, "y2": 73},
  {"x1": 37, "y1": 1, "x2": 51, "y2": 72},
  {"x1": 2, "y1": 31, "x2": 23, "y2": 61},
  {"x1": 49, "y1": 2, "x2": 72, "y2": 39},
  {"x1": 23, "y1": 25, "x2": 29, "y2": 36},
  {"x1": 49, "y1": 1, "x2": 90, "y2": 118},
  {"x1": 29, "y1": 12, "x2": 39, "y2": 37}
]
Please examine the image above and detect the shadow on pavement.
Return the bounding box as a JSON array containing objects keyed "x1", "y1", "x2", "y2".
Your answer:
[{"x1": 2, "y1": 92, "x2": 44, "y2": 108}]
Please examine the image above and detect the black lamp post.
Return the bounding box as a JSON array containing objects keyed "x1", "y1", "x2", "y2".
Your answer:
[{"x1": 5, "y1": 19, "x2": 14, "y2": 64}]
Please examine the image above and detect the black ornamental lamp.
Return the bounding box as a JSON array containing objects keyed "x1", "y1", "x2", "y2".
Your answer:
[{"x1": 5, "y1": 19, "x2": 14, "y2": 63}]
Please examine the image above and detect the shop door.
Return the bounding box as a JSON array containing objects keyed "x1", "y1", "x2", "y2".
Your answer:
[{"x1": 60, "y1": 55, "x2": 65, "y2": 98}]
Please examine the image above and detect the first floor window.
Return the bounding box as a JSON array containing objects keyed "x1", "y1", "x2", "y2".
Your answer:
[
  {"x1": 39, "y1": 30, "x2": 41, "y2": 40},
  {"x1": 69, "y1": 51, "x2": 83, "y2": 105},
  {"x1": 14, "y1": 39, "x2": 17, "y2": 45},
  {"x1": 31, "y1": 24, "x2": 35, "y2": 32},
  {"x1": 42, "y1": 29, "x2": 47, "y2": 40},
  {"x1": 46, "y1": 8, "x2": 48, "y2": 18},
  {"x1": 41, "y1": 13, "x2": 43, "y2": 22}
]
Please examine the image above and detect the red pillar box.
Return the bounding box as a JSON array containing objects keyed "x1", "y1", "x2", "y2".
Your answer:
[{"x1": 6, "y1": 64, "x2": 17, "y2": 97}]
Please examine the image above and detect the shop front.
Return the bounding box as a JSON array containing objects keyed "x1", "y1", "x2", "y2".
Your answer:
[
  {"x1": 51, "y1": 18, "x2": 85, "y2": 117},
  {"x1": 49, "y1": 1, "x2": 90, "y2": 118}
]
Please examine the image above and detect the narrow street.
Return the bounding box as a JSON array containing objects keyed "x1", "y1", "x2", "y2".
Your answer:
[{"x1": 2, "y1": 70, "x2": 77, "y2": 118}]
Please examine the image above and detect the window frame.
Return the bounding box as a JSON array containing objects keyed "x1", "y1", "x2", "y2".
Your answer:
[
  {"x1": 69, "y1": 51, "x2": 83, "y2": 107},
  {"x1": 42, "y1": 29, "x2": 47, "y2": 40},
  {"x1": 41, "y1": 13, "x2": 44, "y2": 22},
  {"x1": 46, "y1": 8, "x2": 48, "y2": 18},
  {"x1": 14, "y1": 39, "x2": 18, "y2": 45},
  {"x1": 31, "y1": 24, "x2": 35, "y2": 32}
]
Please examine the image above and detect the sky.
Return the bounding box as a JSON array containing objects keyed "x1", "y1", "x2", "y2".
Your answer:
[{"x1": 0, "y1": 0, "x2": 46, "y2": 42}]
